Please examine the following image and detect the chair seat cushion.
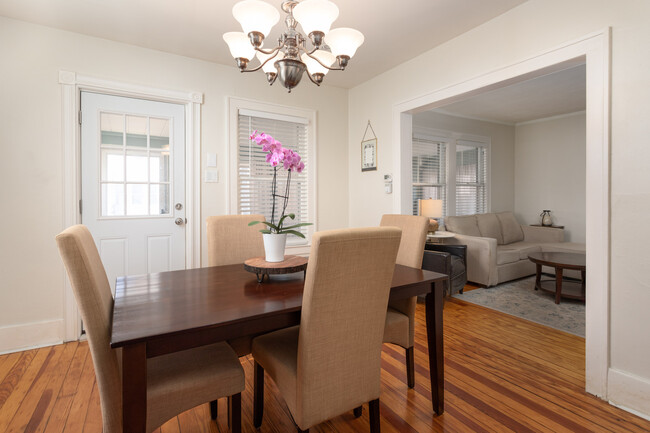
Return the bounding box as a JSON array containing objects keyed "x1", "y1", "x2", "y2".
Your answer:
[
  {"x1": 147, "y1": 342, "x2": 244, "y2": 432},
  {"x1": 251, "y1": 326, "x2": 300, "y2": 415},
  {"x1": 382, "y1": 307, "x2": 410, "y2": 348}
]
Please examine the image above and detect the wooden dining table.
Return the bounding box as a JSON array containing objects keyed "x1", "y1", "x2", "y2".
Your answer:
[{"x1": 110, "y1": 263, "x2": 447, "y2": 432}]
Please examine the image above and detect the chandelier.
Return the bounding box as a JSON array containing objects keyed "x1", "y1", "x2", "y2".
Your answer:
[{"x1": 223, "y1": 0, "x2": 364, "y2": 92}]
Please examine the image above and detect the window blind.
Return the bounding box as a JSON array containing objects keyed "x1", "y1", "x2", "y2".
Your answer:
[
  {"x1": 411, "y1": 137, "x2": 447, "y2": 216},
  {"x1": 238, "y1": 112, "x2": 310, "y2": 244},
  {"x1": 455, "y1": 142, "x2": 487, "y2": 215}
]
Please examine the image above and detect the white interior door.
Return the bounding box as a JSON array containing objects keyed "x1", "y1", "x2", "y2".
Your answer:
[{"x1": 81, "y1": 92, "x2": 186, "y2": 293}]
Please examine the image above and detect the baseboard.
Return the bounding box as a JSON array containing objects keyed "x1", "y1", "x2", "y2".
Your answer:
[
  {"x1": 0, "y1": 319, "x2": 64, "y2": 355},
  {"x1": 608, "y1": 368, "x2": 650, "y2": 420}
]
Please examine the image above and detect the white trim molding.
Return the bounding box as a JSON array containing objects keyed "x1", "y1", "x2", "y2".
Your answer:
[
  {"x1": 392, "y1": 28, "x2": 611, "y2": 398},
  {"x1": 0, "y1": 320, "x2": 64, "y2": 355},
  {"x1": 59, "y1": 71, "x2": 203, "y2": 341},
  {"x1": 608, "y1": 368, "x2": 650, "y2": 419}
]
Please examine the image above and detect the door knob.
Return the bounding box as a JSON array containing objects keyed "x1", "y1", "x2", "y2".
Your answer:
[
  {"x1": 175, "y1": 203, "x2": 183, "y2": 210},
  {"x1": 175, "y1": 218, "x2": 185, "y2": 226}
]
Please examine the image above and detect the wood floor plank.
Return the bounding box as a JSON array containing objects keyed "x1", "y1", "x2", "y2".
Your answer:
[{"x1": 3, "y1": 292, "x2": 650, "y2": 432}]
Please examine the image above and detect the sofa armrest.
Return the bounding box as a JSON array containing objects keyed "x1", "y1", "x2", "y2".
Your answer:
[
  {"x1": 521, "y1": 225, "x2": 565, "y2": 243},
  {"x1": 448, "y1": 234, "x2": 497, "y2": 286}
]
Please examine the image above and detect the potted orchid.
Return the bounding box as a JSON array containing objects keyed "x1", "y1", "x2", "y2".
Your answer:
[{"x1": 247, "y1": 131, "x2": 312, "y2": 262}]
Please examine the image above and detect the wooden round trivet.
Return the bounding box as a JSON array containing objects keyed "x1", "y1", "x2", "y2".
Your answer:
[{"x1": 244, "y1": 255, "x2": 308, "y2": 283}]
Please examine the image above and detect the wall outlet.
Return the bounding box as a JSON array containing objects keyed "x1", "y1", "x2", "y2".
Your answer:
[{"x1": 204, "y1": 168, "x2": 218, "y2": 183}]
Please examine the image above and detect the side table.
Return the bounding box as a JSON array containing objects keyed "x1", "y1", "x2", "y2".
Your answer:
[{"x1": 426, "y1": 231, "x2": 455, "y2": 244}]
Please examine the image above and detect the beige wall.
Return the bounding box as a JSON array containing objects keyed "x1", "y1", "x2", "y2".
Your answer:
[
  {"x1": 348, "y1": 0, "x2": 650, "y2": 416},
  {"x1": 413, "y1": 110, "x2": 516, "y2": 214},
  {"x1": 0, "y1": 16, "x2": 348, "y2": 348},
  {"x1": 514, "y1": 112, "x2": 586, "y2": 242}
]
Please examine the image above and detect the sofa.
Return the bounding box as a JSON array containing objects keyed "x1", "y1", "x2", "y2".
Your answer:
[{"x1": 444, "y1": 211, "x2": 585, "y2": 287}]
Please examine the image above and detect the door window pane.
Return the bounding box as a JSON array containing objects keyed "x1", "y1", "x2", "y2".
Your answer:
[
  {"x1": 101, "y1": 151, "x2": 124, "y2": 182},
  {"x1": 126, "y1": 151, "x2": 149, "y2": 182},
  {"x1": 102, "y1": 183, "x2": 125, "y2": 216},
  {"x1": 126, "y1": 115, "x2": 148, "y2": 148},
  {"x1": 150, "y1": 184, "x2": 170, "y2": 215},
  {"x1": 126, "y1": 184, "x2": 148, "y2": 216},
  {"x1": 149, "y1": 118, "x2": 170, "y2": 149},
  {"x1": 149, "y1": 152, "x2": 169, "y2": 182}
]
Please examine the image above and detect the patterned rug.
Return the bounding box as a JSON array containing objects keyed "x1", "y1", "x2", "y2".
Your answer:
[{"x1": 452, "y1": 276, "x2": 585, "y2": 337}]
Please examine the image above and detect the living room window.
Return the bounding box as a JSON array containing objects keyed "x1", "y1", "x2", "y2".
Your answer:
[
  {"x1": 412, "y1": 130, "x2": 489, "y2": 218},
  {"x1": 229, "y1": 99, "x2": 316, "y2": 247}
]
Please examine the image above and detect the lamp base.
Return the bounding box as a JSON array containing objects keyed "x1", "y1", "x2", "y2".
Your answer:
[{"x1": 428, "y1": 219, "x2": 439, "y2": 234}]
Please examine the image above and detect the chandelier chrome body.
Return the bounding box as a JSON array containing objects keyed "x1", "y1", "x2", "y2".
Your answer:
[{"x1": 223, "y1": 0, "x2": 364, "y2": 92}]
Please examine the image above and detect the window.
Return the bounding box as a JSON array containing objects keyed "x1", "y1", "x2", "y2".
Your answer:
[
  {"x1": 412, "y1": 130, "x2": 489, "y2": 218},
  {"x1": 230, "y1": 99, "x2": 316, "y2": 247}
]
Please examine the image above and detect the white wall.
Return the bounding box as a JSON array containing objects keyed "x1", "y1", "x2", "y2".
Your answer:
[
  {"x1": 514, "y1": 112, "x2": 586, "y2": 242},
  {"x1": 413, "y1": 110, "x2": 515, "y2": 214},
  {"x1": 348, "y1": 0, "x2": 650, "y2": 417},
  {"x1": 0, "y1": 16, "x2": 349, "y2": 352}
]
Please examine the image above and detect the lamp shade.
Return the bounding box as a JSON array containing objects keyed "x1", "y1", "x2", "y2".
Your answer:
[
  {"x1": 301, "y1": 50, "x2": 336, "y2": 75},
  {"x1": 419, "y1": 199, "x2": 443, "y2": 218},
  {"x1": 223, "y1": 32, "x2": 256, "y2": 60},
  {"x1": 257, "y1": 50, "x2": 285, "y2": 73},
  {"x1": 293, "y1": 0, "x2": 339, "y2": 36},
  {"x1": 324, "y1": 27, "x2": 364, "y2": 58},
  {"x1": 232, "y1": 0, "x2": 280, "y2": 37}
]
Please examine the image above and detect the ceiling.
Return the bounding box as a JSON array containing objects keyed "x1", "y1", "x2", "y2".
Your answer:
[
  {"x1": 431, "y1": 64, "x2": 586, "y2": 124},
  {"x1": 0, "y1": 0, "x2": 527, "y2": 89}
]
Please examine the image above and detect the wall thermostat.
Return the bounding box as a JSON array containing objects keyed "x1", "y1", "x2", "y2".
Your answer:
[{"x1": 384, "y1": 174, "x2": 393, "y2": 194}]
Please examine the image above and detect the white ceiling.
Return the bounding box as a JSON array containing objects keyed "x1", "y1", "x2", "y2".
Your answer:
[
  {"x1": 432, "y1": 64, "x2": 586, "y2": 124},
  {"x1": 0, "y1": 0, "x2": 527, "y2": 89}
]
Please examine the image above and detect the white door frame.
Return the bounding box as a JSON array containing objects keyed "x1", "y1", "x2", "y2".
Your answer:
[
  {"x1": 392, "y1": 29, "x2": 611, "y2": 398},
  {"x1": 59, "y1": 71, "x2": 203, "y2": 341}
]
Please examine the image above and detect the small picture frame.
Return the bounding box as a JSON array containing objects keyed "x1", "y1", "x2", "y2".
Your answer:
[{"x1": 361, "y1": 138, "x2": 377, "y2": 172}]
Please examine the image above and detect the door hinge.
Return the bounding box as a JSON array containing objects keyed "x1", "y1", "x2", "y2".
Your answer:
[
  {"x1": 79, "y1": 199, "x2": 83, "y2": 214},
  {"x1": 78, "y1": 110, "x2": 82, "y2": 125}
]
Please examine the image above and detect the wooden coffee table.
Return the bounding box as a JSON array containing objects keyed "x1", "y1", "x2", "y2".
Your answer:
[{"x1": 528, "y1": 252, "x2": 586, "y2": 304}]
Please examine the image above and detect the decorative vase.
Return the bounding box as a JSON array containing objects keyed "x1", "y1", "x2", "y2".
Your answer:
[
  {"x1": 263, "y1": 233, "x2": 287, "y2": 262},
  {"x1": 541, "y1": 210, "x2": 553, "y2": 226}
]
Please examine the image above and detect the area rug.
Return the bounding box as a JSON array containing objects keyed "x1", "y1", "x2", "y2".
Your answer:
[{"x1": 452, "y1": 276, "x2": 585, "y2": 337}]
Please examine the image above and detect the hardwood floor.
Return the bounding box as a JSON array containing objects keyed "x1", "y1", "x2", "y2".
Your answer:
[{"x1": 1, "y1": 298, "x2": 649, "y2": 432}]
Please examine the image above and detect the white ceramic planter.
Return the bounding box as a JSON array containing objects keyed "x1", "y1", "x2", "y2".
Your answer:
[{"x1": 263, "y1": 233, "x2": 287, "y2": 262}]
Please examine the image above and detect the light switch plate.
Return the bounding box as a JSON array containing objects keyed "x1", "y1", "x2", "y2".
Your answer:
[
  {"x1": 207, "y1": 153, "x2": 217, "y2": 167},
  {"x1": 204, "y1": 168, "x2": 219, "y2": 183}
]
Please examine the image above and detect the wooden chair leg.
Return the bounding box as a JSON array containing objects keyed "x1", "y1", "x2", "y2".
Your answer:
[
  {"x1": 406, "y1": 347, "x2": 415, "y2": 388},
  {"x1": 353, "y1": 406, "x2": 362, "y2": 418},
  {"x1": 369, "y1": 399, "x2": 380, "y2": 433},
  {"x1": 210, "y1": 399, "x2": 218, "y2": 420},
  {"x1": 253, "y1": 361, "x2": 264, "y2": 428},
  {"x1": 227, "y1": 396, "x2": 231, "y2": 427},
  {"x1": 230, "y1": 393, "x2": 241, "y2": 433}
]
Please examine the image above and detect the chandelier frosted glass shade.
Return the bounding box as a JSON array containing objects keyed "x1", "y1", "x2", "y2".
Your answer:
[
  {"x1": 224, "y1": 0, "x2": 364, "y2": 92},
  {"x1": 301, "y1": 50, "x2": 336, "y2": 75},
  {"x1": 292, "y1": 0, "x2": 339, "y2": 37},
  {"x1": 325, "y1": 28, "x2": 365, "y2": 58},
  {"x1": 232, "y1": 0, "x2": 281, "y2": 37},
  {"x1": 223, "y1": 32, "x2": 256, "y2": 60}
]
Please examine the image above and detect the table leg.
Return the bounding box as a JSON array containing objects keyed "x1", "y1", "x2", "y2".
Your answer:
[
  {"x1": 425, "y1": 280, "x2": 444, "y2": 415},
  {"x1": 555, "y1": 267, "x2": 564, "y2": 304},
  {"x1": 122, "y1": 342, "x2": 147, "y2": 433},
  {"x1": 535, "y1": 264, "x2": 542, "y2": 290}
]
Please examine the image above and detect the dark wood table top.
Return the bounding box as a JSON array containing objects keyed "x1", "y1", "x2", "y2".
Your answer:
[
  {"x1": 528, "y1": 252, "x2": 586, "y2": 269},
  {"x1": 110, "y1": 263, "x2": 446, "y2": 350}
]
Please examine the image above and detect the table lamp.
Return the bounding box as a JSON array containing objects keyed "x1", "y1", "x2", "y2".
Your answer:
[{"x1": 419, "y1": 198, "x2": 443, "y2": 234}]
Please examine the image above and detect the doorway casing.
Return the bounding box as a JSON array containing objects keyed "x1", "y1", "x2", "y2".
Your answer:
[
  {"x1": 59, "y1": 71, "x2": 203, "y2": 341},
  {"x1": 391, "y1": 29, "x2": 610, "y2": 397}
]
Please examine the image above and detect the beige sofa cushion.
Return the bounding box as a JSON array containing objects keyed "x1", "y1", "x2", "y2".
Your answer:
[
  {"x1": 496, "y1": 212, "x2": 524, "y2": 244},
  {"x1": 496, "y1": 248, "x2": 519, "y2": 265},
  {"x1": 476, "y1": 213, "x2": 504, "y2": 244},
  {"x1": 540, "y1": 242, "x2": 586, "y2": 253},
  {"x1": 445, "y1": 215, "x2": 481, "y2": 237},
  {"x1": 497, "y1": 242, "x2": 541, "y2": 265}
]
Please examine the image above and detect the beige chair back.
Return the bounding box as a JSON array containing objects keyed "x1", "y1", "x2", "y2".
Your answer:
[
  {"x1": 55, "y1": 225, "x2": 122, "y2": 432},
  {"x1": 206, "y1": 214, "x2": 266, "y2": 266},
  {"x1": 296, "y1": 227, "x2": 401, "y2": 428},
  {"x1": 380, "y1": 214, "x2": 429, "y2": 268}
]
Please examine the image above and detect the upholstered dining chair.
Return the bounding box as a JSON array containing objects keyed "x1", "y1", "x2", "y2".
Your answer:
[
  {"x1": 206, "y1": 214, "x2": 266, "y2": 266},
  {"x1": 56, "y1": 225, "x2": 245, "y2": 433},
  {"x1": 379, "y1": 214, "x2": 429, "y2": 388},
  {"x1": 251, "y1": 227, "x2": 402, "y2": 433}
]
